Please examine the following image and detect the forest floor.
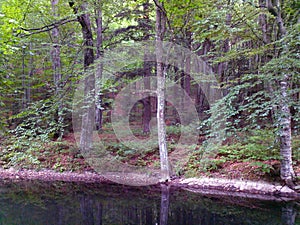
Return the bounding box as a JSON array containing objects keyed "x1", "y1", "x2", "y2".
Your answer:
[
  {"x1": 0, "y1": 125, "x2": 299, "y2": 199},
  {"x1": 46, "y1": 131, "x2": 300, "y2": 185}
]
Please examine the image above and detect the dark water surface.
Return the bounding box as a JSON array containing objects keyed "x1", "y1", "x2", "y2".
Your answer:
[{"x1": 0, "y1": 180, "x2": 298, "y2": 225}]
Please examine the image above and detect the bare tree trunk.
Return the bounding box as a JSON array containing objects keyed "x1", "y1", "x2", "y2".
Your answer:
[
  {"x1": 184, "y1": 31, "x2": 192, "y2": 97},
  {"x1": 51, "y1": 0, "x2": 62, "y2": 95},
  {"x1": 70, "y1": 1, "x2": 95, "y2": 152},
  {"x1": 259, "y1": 0, "x2": 276, "y2": 125},
  {"x1": 51, "y1": 0, "x2": 64, "y2": 138},
  {"x1": 195, "y1": 39, "x2": 211, "y2": 117},
  {"x1": 21, "y1": 44, "x2": 33, "y2": 110},
  {"x1": 279, "y1": 74, "x2": 295, "y2": 186},
  {"x1": 266, "y1": 0, "x2": 295, "y2": 186},
  {"x1": 155, "y1": 0, "x2": 170, "y2": 181},
  {"x1": 21, "y1": 47, "x2": 27, "y2": 109},
  {"x1": 142, "y1": 1, "x2": 152, "y2": 134},
  {"x1": 143, "y1": 60, "x2": 151, "y2": 134},
  {"x1": 95, "y1": 0, "x2": 103, "y2": 131},
  {"x1": 27, "y1": 43, "x2": 33, "y2": 104},
  {"x1": 259, "y1": 0, "x2": 270, "y2": 45}
]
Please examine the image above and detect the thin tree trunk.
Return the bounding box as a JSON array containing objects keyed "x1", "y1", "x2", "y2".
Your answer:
[
  {"x1": 51, "y1": 0, "x2": 62, "y2": 95},
  {"x1": 184, "y1": 31, "x2": 192, "y2": 97},
  {"x1": 21, "y1": 47, "x2": 27, "y2": 109},
  {"x1": 27, "y1": 42, "x2": 33, "y2": 104},
  {"x1": 95, "y1": 0, "x2": 103, "y2": 130},
  {"x1": 142, "y1": 1, "x2": 152, "y2": 134},
  {"x1": 142, "y1": 60, "x2": 151, "y2": 134},
  {"x1": 155, "y1": 0, "x2": 170, "y2": 181},
  {"x1": 51, "y1": 0, "x2": 64, "y2": 138}
]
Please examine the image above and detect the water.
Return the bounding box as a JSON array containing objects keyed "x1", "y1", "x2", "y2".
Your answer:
[{"x1": 0, "y1": 180, "x2": 298, "y2": 225}]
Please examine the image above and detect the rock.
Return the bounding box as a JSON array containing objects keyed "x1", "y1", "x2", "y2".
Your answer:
[{"x1": 280, "y1": 186, "x2": 297, "y2": 195}]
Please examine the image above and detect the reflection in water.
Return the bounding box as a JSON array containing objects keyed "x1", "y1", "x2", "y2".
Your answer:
[
  {"x1": 282, "y1": 202, "x2": 297, "y2": 225},
  {"x1": 160, "y1": 184, "x2": 170, "y2": 225},
  {"x1": 0, "y1": 181, "x2": 298, "y2": 225},
  {"x1": 80, "y1": 195, "x2": 94, "y2": 225}
]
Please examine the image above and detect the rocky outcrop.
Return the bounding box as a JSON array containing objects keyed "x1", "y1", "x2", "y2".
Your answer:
[
  {"x1": 0, "y1": 168, "x2": 299, "y2": 200},
  {"x1": 177, "y1": 177, "x2": 300, "y2": 200}
]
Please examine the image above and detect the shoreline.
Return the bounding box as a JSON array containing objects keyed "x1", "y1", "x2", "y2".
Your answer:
[{"x1": 0, "y1": 168, "x2": 299, "y2": 201}]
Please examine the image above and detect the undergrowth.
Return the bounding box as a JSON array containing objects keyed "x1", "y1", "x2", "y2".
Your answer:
[{"x1": 186, "y1": 129, "x2": 300, "y2": 179}]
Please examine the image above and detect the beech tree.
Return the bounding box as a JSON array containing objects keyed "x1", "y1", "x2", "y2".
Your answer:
[
  {"x1": 69, "y1": 1, "x2": 95, "y2": 152},
  {"x1": 265, "y1": 0, "x2": 296, "y2": 186},
  {"x1": 155, "y1": 0, "x2": 170, "y2": 181}
]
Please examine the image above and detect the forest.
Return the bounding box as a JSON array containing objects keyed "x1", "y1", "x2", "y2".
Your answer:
[{"x1": 0, "y1": 0, "x2": 299, "y2": 189}]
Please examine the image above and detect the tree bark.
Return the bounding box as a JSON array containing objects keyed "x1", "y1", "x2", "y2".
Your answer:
[
  {"x1": 142, "y1": 60, "x2": 152, "y2": 134},
  {"x1": 51, "y1": 0, "x2": 64, "y2": 138},
  {"x1": 70, "y1": 2, "x2": 95, "y2": 152},
  {"x1": 51, "y1": 0, "x2": 62, "y2": 95},
  {"x1": 266, "y1": 0, "x2": 295, "y2": 186},
  {"x1": 142, "y1": 1, "x2": 152, "y2": 134},
  {"x1": 21, "y1": 47, "x2": 27, "y2": 109},
  {"x1": 95, "y1": 0, "x2": 103, "y2": 131},
  {"x1": 184, "y1": 31, "x2": 192, "y2": 97},
  {"x1": 155, "y1": 0, "x2": 170, "y2": 181}
]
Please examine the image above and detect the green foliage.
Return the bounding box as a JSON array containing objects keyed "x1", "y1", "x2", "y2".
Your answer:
[
  {"x1": 250, "y1": 161, "x2": 274, "y2": 174},
  {"x1": 0, "y1": 135, "x2": 42, "y2": 169},
  {"x1": 166, "y1": 125, "x2": 181, "y2": 135},
  {"x1": 185, "y1": 129, "x2": 284, "y2": 176},
  {"x1": 10, "y1": 98, "x2": 67, "y2": 140},
  {"x1": 218, "y1": 129, "x2": 280, "y2": 161}
]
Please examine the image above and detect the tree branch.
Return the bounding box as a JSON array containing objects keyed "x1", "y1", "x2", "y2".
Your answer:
[
  {"x1": 20, "y1": 18, "x2": 77, "y2": 36},
  {"x1": 153, "y1": 0, "x2": 173, "y2": 35},
  {"x1": 266, "y1": 0, "x2": 278, "y2": 16}
]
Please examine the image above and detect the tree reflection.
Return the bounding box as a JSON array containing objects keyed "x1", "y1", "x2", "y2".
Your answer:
[
  {"x1": 80, "y1": 195, "x2": 94, "y2": 225},
  {"x1": 281, "y1": 202, "x2": 297, "y2": 225},
  {"x1": 159, "y1": 184, "x2": 170, "y2": 225}
]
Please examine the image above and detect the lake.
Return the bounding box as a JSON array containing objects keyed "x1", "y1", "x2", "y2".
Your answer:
[{"x1": 0, "y1": 180, "x2": 298, "y2": 225}]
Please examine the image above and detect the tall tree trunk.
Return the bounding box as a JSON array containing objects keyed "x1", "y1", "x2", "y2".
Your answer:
[
  {"x1": 143, "y1": 59, "x2": 152, "y2": 134},
  {"x1": 184, "y1": 31, "x2": 192, "y2": 97},
  {"x1": 155, "y1": 0, "x2": 170, "y2": 181},
  {"x1": 21, "y1": 47, "x2": 27, "y2": 109},
  {"x1": 195, "y1": 39, "x2": 211, "y2": 118},
  {"x1": 51, "y1": 0, "x2": 63, "y2": 138},
  {"x1": 259, "y1": 0, "x2": 275, "y2": 124},
  {"x1": 70, "y1": 2, "x2": 95, "y2": 152},
  {"x1": 279, "y1": 74, "x2": 295, "y2": 186},
  {"x1": 51, "y1": 0, "x2": 62, "y2": 95},
  {"x1": 142, "y1": 1, "x2": 152, "y2": 134},
  {"x1": 95, "y1": 0, "x2": 103, "y2": 130},
  {"x1": 267, "y1": 0, "x2": 295, "y2": 186},
  {"x1": 27, "y1": 42, "x2": 33, "y2": 104},
  {"x1": 21, "y1": 44, "x2": 33, "y2": 110}
]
